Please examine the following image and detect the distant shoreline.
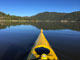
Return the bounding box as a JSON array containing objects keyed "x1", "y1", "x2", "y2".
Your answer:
[{"x1": 0, "y1": 20, "x2": 80, "y2": 23}]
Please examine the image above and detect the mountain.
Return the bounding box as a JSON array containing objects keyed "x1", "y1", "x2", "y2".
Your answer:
[
  {"x1": 31, "y1": 12, "x2": 66, "y2": 20},
  {"x1": 0, "y1": 11, "x2": 80, "y2": 21},
  {"x1": 0, "y1": 12, "x2": 30, "y2": 20},
  {"x1": 60, "y1": 11, "x2": 80, "y2": 21},
  {"x1": 31, "y1": 11, "x2": 80, "y2": 21}
]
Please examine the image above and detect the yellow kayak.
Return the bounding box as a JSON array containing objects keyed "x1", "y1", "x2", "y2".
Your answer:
[{"x1": 27, "y1": 29, "x2": 58, "y2": 60}]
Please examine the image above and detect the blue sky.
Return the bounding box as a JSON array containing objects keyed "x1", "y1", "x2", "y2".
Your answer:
[{"x1": 0, "y1": 0, "x2": 80, "y2": 16}]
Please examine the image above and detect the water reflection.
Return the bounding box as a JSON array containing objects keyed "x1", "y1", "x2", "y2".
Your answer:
[{"x1": 0, "y1": 22, "x2": 80, "y2": 31}]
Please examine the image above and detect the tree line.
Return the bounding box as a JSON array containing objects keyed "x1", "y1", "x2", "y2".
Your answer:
[{"x1": 0, "y1": 11, "x2": 80, "y2": 21}]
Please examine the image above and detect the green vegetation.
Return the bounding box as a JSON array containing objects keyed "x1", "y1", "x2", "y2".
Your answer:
[
  {"x1": 31, "y1": 11, "x2": 80, "y2": 21},
  {"x1": 31, "y1": 12, "x2": 66, "y2": 21},
  {"x1": 0, "y1": 11, "x2": 80, "y2": 21},
  {"x1": 0, "y1": 12, "x2": 31, "y2": 20}
]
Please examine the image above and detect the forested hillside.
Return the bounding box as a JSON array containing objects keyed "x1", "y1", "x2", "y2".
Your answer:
[
  {"x1": 0, "y1": 11, "x2": 80, "y2": 21},
  {"x1": 0, "y1": 12, "x2": 30, "y2": 20},
  {"x1": 31, "y1": 11, "x2": 80, "y2": 21}
]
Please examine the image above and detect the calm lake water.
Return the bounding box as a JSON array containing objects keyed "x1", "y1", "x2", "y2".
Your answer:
[{"x1": 0, "y1": 22, "x2": 80, "y2": 60}]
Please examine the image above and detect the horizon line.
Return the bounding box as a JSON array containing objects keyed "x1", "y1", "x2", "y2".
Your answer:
[{"x1": 0, "y1": 10, "x2": 80, "y2": 17}]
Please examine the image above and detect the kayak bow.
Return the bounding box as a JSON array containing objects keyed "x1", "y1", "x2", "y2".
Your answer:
[{"x1": 27, "y1": 29, "x2": 58, "y2": 60}]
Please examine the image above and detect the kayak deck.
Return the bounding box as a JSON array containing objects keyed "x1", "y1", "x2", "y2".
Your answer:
[{"x1": 27, "y1": 29, "x2": 58, "y2": 60}]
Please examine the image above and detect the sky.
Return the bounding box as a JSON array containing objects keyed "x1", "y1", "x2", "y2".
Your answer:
[{"x1": 0, "y1": 0, "x2": 80, "y2": 16}]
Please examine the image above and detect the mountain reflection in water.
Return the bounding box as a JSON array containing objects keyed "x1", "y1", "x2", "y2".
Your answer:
[{"x1": 0, "y1": 22, "x2": 80, "y2": 31}]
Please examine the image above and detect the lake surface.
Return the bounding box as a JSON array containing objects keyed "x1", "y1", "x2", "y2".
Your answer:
[{"x1": 0, "y1": 22, "x2": 80, "y2": 60}]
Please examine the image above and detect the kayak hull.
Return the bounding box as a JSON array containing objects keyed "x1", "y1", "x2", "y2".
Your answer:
[{"x1": 27, "y1": 29, "x2": 58, "y2": 60}]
